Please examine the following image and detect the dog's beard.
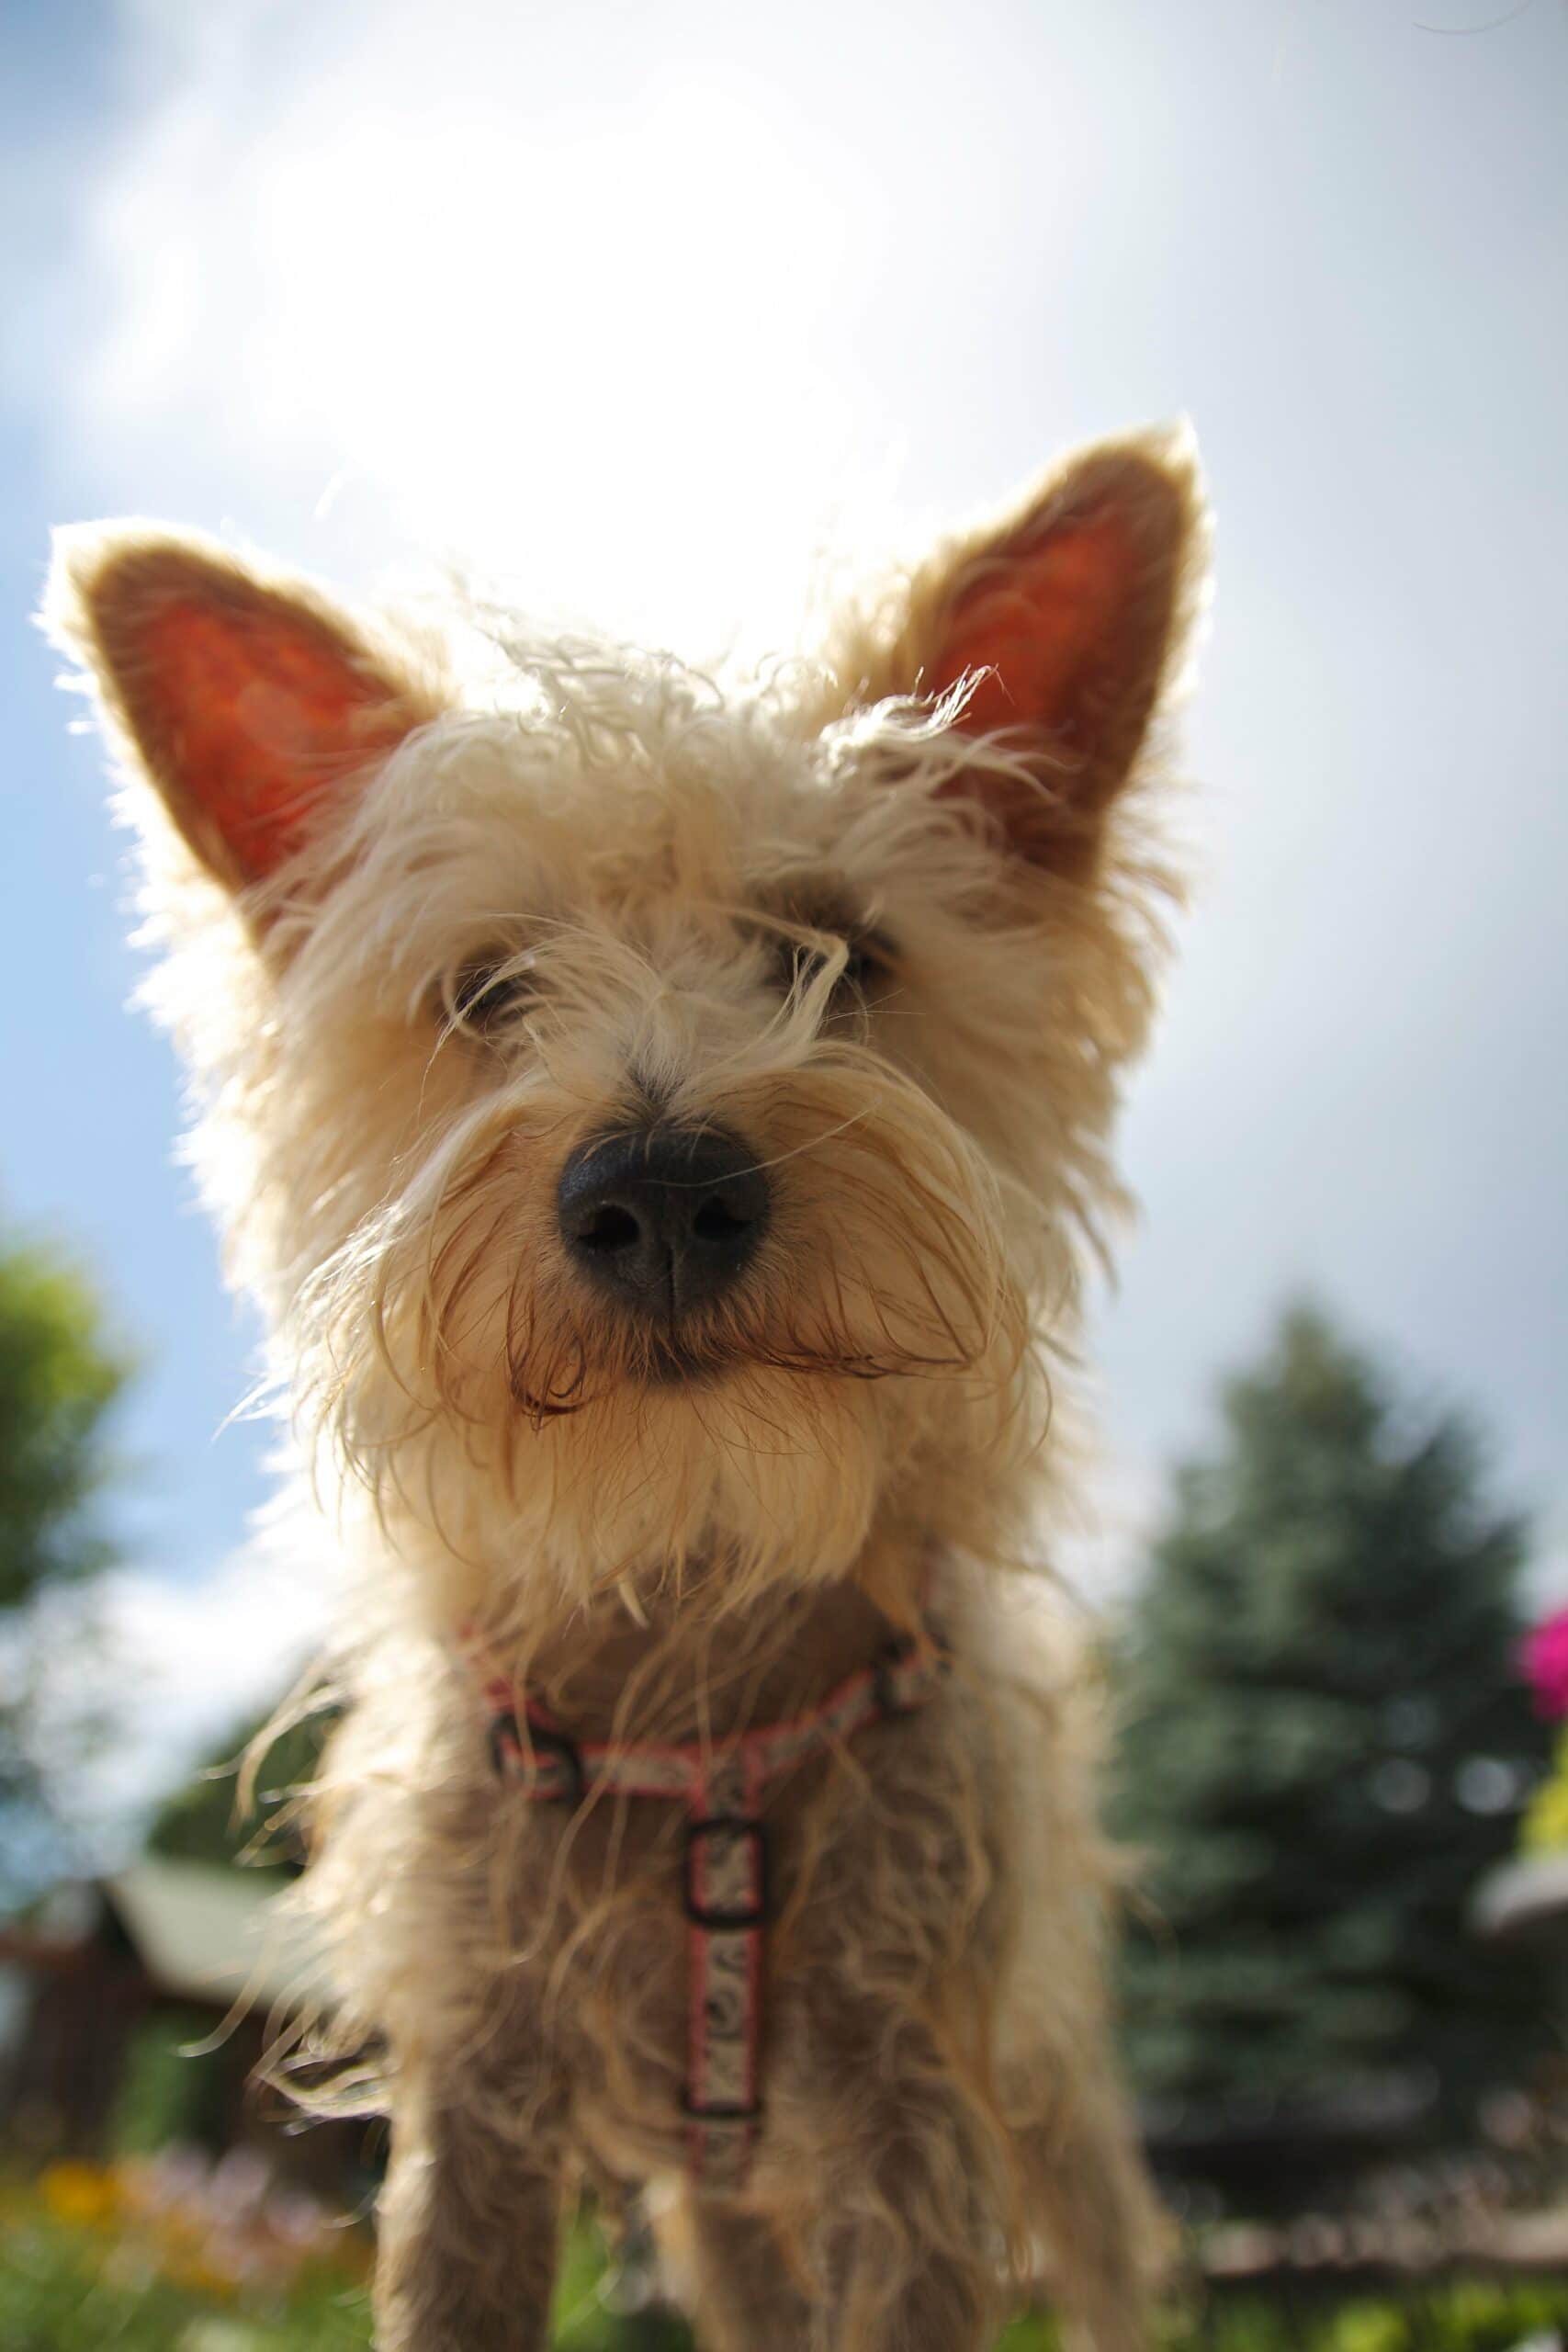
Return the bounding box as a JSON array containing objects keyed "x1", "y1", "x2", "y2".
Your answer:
[{"x1": 295, "y1": 1058, "x2": 1036, "y2": 1594}]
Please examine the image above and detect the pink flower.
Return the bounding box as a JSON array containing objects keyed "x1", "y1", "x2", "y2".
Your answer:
[{"x1": 1522, "y1": 1609, "x2": 1568, "y2": 1719}]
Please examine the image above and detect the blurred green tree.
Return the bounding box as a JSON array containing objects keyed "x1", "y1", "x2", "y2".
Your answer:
[
  {"x1": 0, "y1": 1237, "x2": 130, "y2": 1903},
  {"x1": 149, "y1": 1700, "x2": 333, "y2": 1873},
  {"x1": 1115, "y1": 1305, "x2": 1552, "y2": 2134},
  {"x1": 0, "y1": 1242, "x2": 128, "y2": 1607}
]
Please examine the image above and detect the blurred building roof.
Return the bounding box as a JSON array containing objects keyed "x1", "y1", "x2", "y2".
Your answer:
[
  {"x1": 102, "y1": 1858, "x2": 329, "y2": 2014},
  {"x1": 0, "y1": 1861, "x2": 328, "y2": 2018}
]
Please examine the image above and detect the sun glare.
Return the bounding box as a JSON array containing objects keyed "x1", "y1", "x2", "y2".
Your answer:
[{"x1": 83, "y1": 40, "x2": 906, "y2": 650}]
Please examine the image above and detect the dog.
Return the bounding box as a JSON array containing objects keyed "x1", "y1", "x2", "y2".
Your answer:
[{"x1": 49, "y1": 425, "x2": 1203, "y2": 2351}]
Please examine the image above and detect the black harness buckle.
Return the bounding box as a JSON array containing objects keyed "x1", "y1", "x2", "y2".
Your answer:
[
  {"x1": 490, "y1": 1711, "x2": 585, "y2": 1809},
  {"x1": 680, "y1": 2087, "x2": 764, "y2": 2124},
  {"x1": 682, "y1": 1815, "x2": 770, "y2": 1931}
]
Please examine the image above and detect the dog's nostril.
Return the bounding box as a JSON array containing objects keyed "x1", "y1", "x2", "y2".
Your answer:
[
  {"x1": 692, "y1": 1193, "x2": 750, "y2": 1243},
  {"x1": 577, "y1": 1203, "x2": 642, "y2": 1254}
]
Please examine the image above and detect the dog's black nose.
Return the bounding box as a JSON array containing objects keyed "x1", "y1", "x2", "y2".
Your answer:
[{"x1": 557, "y1": 1126, "x2": 770, "y2": 1317}]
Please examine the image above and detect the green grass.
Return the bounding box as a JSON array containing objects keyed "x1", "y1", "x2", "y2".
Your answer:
[
  {"x1": 0, "y1": 2213, "x2": 370, "y2": 2351},
  {"x1": 6, "y1": 2178, "x2": 1568, "y2": 2352}
]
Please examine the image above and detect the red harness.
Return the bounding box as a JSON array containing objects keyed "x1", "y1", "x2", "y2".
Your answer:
[{"x1": 471, "y1": 1622, "x2": 948, "y2": 2186}]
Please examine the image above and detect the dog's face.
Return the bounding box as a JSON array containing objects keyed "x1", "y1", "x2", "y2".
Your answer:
[{"x1": 50, "y1": 438, "x2": 1201, "y2": 1606}]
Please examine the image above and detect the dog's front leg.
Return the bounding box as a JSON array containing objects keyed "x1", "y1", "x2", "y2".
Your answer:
[
  {"x1": 656, "y1": 2186, "x2": 815, "y2": 2352},
  {"x1": 819, "y1": 2186, "x2": 1004, "y2": 2352},
  {"x1": 804, "y1": 2019, "x2": 1009, "y2": 2352},
  {"x1": 375, "y1": 2070, "x2": 564, "y2": 2352},
  {"x1": 1014, "y1": 2079, "x2": 1163, "y2": 2352}
]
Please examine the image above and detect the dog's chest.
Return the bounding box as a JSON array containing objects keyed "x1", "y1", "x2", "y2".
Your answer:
[
  {"x1": 476, "y1": 1669, "x2": 990, "y2": 2188},
  {"x1": 504, "y1": 1771, "x2": 787, "y2": 2183}
]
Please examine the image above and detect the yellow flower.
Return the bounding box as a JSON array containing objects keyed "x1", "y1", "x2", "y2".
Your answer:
[{"x1": 39, "y1": 2161, "x2": 118, "y2": 2229}]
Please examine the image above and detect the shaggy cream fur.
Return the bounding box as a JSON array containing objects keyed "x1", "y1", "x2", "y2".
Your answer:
[{"x1": 48, "y1": 426, "x2": 1206, "y2": 2352}]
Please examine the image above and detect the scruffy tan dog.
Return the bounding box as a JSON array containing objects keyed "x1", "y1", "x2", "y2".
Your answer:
[{"x1": 49, "y1": 427, "x2": 1203, "y2": 2352}]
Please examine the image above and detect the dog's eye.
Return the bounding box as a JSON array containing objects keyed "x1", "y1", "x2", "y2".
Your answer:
[
  {"x1": 836, "y1": 933, "x2": 894, "y2": 995},
  {"x1": 774, "y1": 928, "x2": 894, "y2": 1002},
  {"x1": 446, "y1": 956, "x2": 540, "y2": 1035}
]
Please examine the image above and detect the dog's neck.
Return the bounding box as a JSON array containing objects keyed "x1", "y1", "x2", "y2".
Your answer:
[{"x1": 477, "y1": 1544, "x2": 929, "y2": 1750}]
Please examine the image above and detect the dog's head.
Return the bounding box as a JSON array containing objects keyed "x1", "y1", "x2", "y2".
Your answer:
[{"x1": 49, "y1": 435, "x2": 1202, "y2": 1611}]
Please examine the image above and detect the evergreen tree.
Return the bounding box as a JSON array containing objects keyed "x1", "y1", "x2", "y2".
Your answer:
[{"x1": 1115, "y1": 1306, "x2": 1551, "y2": 2135}]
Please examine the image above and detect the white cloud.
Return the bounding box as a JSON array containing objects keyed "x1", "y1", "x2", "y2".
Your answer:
[{"x1": 33, "y1": 1526, "x2": 339, "y2": 1853}]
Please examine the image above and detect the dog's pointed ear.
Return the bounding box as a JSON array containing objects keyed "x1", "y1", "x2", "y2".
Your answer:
[
  {"x1": 46, "y1": 526, "x2": 441, "y2": 899},
  {"x1": 837, "y1": 430, "x2": 1203, "y2": 879}
]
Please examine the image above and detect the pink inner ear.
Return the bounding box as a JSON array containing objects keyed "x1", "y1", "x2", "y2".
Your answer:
[
  {"x1": 927, "y1": 507, "x2": 1138, "y2": 744},
  {"x1": 137, "y1": 595, "x2": 413, "y2": 884}
]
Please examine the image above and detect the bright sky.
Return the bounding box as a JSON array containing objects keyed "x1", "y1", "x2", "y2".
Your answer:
[{"x1": 3, "y1": 0, "x2": 1564, "y2": 1811}]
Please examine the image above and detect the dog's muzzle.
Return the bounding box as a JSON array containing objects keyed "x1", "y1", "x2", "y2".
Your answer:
[{"x1": 557, "y1": 1124, "x2": 770, "y2": 1322}]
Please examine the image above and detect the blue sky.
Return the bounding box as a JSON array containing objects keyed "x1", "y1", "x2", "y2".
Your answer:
[{"x1": 3, "y1": 0, "x2": 1564, "y2": 1786}]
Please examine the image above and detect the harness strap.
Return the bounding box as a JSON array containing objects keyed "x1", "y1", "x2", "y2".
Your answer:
[{"x1": 472, "y1": 1621, "x2": 947, "y2": 2186}]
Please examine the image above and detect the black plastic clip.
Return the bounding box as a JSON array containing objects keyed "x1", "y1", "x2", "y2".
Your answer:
[
  {"x1": 491, "y1": 1711, "x2": 585, "y2": 1809},
  {"x1": 527, "y1": 1720, "x2": 586, "y2": 1809},
  {"x1": 680, "y1": 2087, "x2": 764, "y2": 2124}
]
